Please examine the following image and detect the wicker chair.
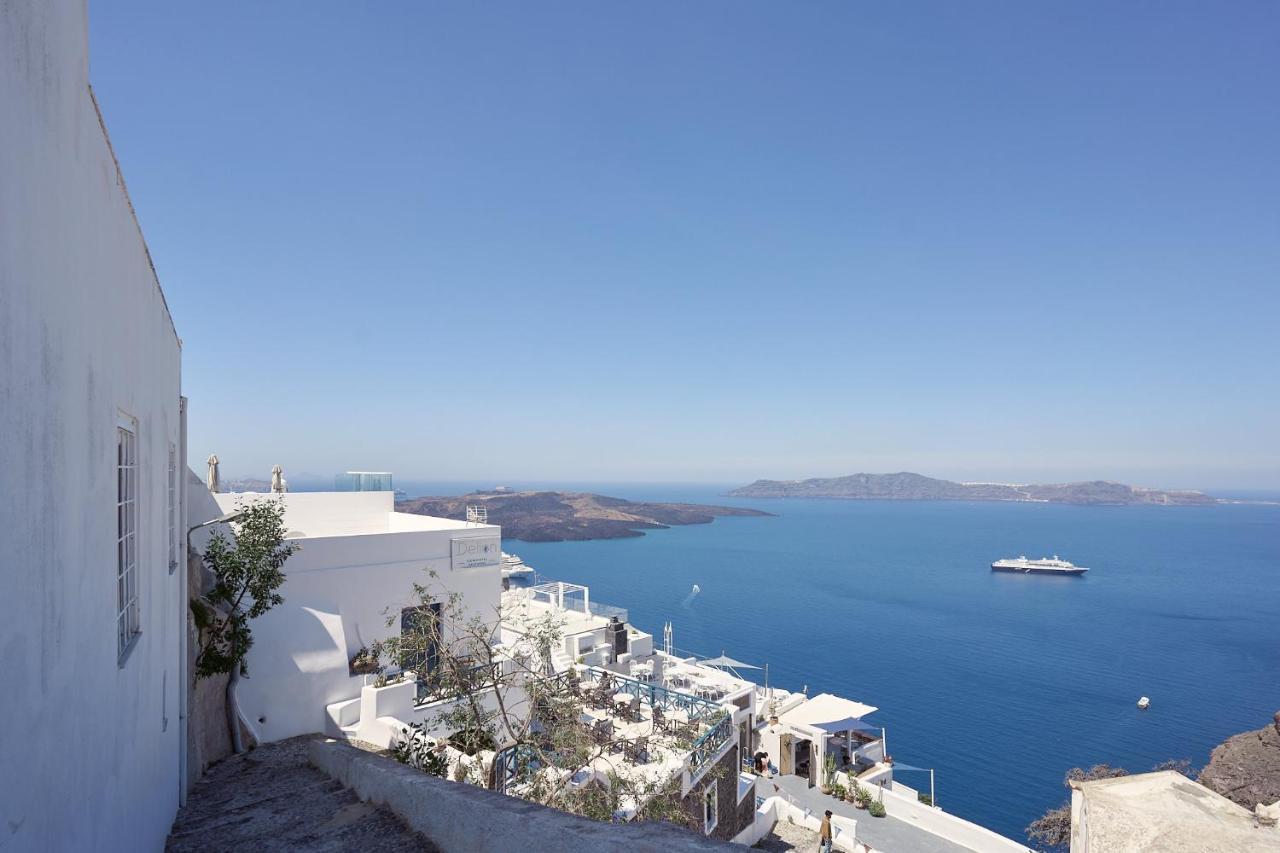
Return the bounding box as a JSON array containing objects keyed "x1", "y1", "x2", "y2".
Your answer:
[
  {"x1": 651, "y1": 706, "x2": 666, "y2": 733},
  {"x1": 624, "y1": 737, "x2": 650, "y2": 764}
]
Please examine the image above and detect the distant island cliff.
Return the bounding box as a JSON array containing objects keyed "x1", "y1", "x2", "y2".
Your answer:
[
  {"x1": 396, "y1": 490, "x2": 772, "y2": 542},
  {"x1": 729, "y1": 472, "x2": 1217, "y2": 506}
]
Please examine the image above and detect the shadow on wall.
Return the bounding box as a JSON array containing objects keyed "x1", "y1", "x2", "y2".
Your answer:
[{"x1": 291, "y1": 605, "x2": 350, "y2": 675}]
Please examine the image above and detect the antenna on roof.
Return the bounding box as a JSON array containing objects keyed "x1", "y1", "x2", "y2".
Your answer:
[{"x1": 466, "y1": 504, "x2": 488, "y2": 525}]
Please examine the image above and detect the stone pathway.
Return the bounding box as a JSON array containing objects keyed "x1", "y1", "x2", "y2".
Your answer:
[
  {"x1": 167, "y1": 735, "x2": 439, "y2": 852},
  {"x1": 771, "y1": 775, "x2": 971, "y2": 853},
  {"x1": 754, "y1": 818, "x2": 821, "y2": 851}
]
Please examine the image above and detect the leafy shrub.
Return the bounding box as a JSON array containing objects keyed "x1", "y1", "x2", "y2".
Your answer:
[
  {"x1": 867, "y1": 800, "x2": 886, "y2": 818},
  {"x1": 350, "y1": 646, "x2": 382, "y2": 675},
  {"x1": 392, "y1": 723, "x2": 448, "y2": 777}
]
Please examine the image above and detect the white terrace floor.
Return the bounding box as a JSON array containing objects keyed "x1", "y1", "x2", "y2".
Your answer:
[{"x1": 771, "y1": 775, "x2": 972, "y2": 853}]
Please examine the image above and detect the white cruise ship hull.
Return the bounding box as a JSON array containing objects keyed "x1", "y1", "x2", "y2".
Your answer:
[{"x1": 991, "y1": 561, "x2": 1087, "y2": 575}]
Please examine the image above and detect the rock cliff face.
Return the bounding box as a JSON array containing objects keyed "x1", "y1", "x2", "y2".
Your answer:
[
  {"x1": 395, "y1": 491, "x2": 771, "y2": 543},
  {"x1": 1199, "y1": 712, "x2": 1280, "y2": 810},
  {"x1": 729, "y1": 472, "x2": 1216, "y2": 506}
]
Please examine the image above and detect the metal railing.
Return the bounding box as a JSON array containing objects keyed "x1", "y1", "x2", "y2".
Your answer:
[
  {"x1": 585, "y1": 667, "x2": 733, "y2": 777},
  {"x1": 689, "y1": 712, "x2": 734, "y2": 778},
  {"x1": 414, "y1": 661, "x2": 496, "y2": 706},
  {"x1": 584, "y1": 666, "x2": 720, "y2": 720},
  {"x1": 493, "y1": 743, "x2": 543, "y2": 795}
]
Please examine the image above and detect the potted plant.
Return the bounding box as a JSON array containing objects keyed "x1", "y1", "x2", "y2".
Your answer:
[
  {"x1": 831, "y1": 783, "x2": 847, "y2": 801},
  {"x1": 854, "y1": 784, "x2": 872, "y2": 809},
  {"x1": 821, "y1": 754, "x2": 837, "y2": 794},
  {"x1": 868, "y1": 800, "x2": 886, "y2": 818},
  {"x1": 350, "y1": 646, "x2": 381, "y2": 675}
]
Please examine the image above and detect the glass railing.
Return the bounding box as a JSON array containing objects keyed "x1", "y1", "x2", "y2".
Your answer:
[{"x1": 586, "y1": 601, "x2": 629, "y2": 622}]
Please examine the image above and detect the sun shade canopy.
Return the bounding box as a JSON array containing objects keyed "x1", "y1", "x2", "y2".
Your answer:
[
  {"x1": 778, "y1": 693, "x2": 878, "y2": 729},
  {"x1": 700, "y1": 652, "x2": 761, "y2": 669},
  {"x1": 812, "y1": 717, "x2": 883, "y2": 737}
]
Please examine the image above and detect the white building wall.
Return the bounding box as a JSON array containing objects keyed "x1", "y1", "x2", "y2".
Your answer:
[
  {"x1": 0, "y1": 3, "x2": 185, "y2": 851},
  {"x1": 212, "y1": 493, "x2": 502, "y2": 743}
]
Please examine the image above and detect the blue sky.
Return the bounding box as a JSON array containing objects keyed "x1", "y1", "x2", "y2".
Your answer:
[{"x1": 90, "y1": 2, "x2": 1279, "y2": 489}]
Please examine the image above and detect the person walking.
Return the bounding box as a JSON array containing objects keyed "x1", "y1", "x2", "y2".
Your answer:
[{"x1": 819, "y1": 809, "x2": 833, "y2": 853}]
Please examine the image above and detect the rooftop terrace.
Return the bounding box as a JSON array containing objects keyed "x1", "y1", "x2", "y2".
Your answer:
[
  {"x1": 1072, "y1": 771, "x2": 1280, "y2": 853},
  {"x1": 213, "y1": 491, "x2": 489, "y2": 538}
]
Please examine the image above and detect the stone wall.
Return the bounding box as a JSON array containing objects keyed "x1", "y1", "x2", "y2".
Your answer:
[
  {"x1": 310, "y1": 738, "x2": 738, "y2": 852},
  {"x1": 682, "y1": 744, "x2": 754, "y2": 842}
]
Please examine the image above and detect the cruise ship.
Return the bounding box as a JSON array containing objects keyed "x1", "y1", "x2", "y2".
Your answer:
[
  {"x1": 501, "y1": 551, "x2": 535, "y2": 580},
  {"x1": 992, "y1": 555, "x2": 1088, "y2": 575}
]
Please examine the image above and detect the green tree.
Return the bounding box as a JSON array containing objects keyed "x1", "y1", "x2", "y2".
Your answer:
[{"x1": 193, "y1": 497, "x2": 297, "y2": 752}]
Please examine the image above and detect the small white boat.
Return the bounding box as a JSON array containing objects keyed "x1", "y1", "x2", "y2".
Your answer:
[{"x1": 1137, "y1": 696, "x2": 1150, "y2": 710}]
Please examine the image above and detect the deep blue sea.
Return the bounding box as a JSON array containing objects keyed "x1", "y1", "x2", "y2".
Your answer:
[{"x1": 402, "y1": 482, "x2": 1280, "y2": 846}]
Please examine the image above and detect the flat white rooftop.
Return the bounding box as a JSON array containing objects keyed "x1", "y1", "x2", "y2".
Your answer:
[
  {"x1": 214, "y1": 491, "x2": 485, "y2": 538},
  {"x1": 1073, "y1": 771, "x2": 1279, "y2": 853}
]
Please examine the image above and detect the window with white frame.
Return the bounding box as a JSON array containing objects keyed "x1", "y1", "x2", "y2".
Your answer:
[
  {"x1": 168, "y1": 443, "x2": 177, "y2": 572},
  {"x1": 117, "y1": 420, "x2": 140, "y2": 656},
  {"x1": 703, "y1": 785, "x2": 718, "y2": 834}
]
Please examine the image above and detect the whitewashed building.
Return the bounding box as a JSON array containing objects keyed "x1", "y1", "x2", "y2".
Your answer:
[
  {"x1": 0, "y1": 1, "x2": 189, "y2": 850},
  {"x1": 210, "y1": 490, "x2": 502, "y2": 743}
]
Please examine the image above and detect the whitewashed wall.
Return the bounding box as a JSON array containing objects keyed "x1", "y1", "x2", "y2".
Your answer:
[
  {"x1": 212, "y1": 493, "x2": 502, "y2": 743},
  {"x1": 874, "y1": 782, "x2": 1034, "y2": 852},
  {"x1": 0, "y1": 2, "x2": 185, "y2": 850}
]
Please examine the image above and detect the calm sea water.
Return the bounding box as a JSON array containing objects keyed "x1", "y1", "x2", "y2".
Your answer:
[{"x1": 474, "y1": 484, "x2": 1280, "y2": 845}]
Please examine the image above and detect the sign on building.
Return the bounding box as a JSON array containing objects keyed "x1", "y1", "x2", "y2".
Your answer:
[{"x1": 451, "y1": 536, "x2": 500, "y2": 571}]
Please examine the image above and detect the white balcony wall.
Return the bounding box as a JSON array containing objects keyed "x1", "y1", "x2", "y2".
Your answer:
[{"x1": 0, "y1": 2, "x2": 185, "y2": 850}]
